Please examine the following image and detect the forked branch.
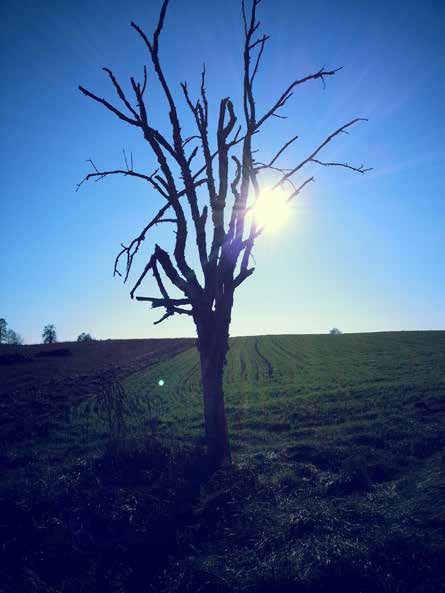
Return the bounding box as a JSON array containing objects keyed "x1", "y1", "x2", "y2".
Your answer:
[{"x1": 273, "y1": 118, "x2": 371, "y2": 188}]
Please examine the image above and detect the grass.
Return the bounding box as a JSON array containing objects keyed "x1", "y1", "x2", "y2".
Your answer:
[
  {"x1": 1, "y1": 331, "x2": 444, "y2": 592},
  {"x1": 124, "y1": 332, "x2": 445, "y2": 458},
  {"x1": 0, "y1": 338, "x2": 191, "y2": 486}
]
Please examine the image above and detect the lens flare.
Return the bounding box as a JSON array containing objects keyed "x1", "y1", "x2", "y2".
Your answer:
[
  {"x1": 252, "y1": 187, "x2": 290, "y2": 232},
  {"x1": 158, "y1": 379, "x2": 165, "y2": 387}
]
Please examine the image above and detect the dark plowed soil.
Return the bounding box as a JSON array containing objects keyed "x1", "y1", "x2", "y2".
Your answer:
[{"x1": 0, "y1": 338, "x2": 193, "y2": 453}]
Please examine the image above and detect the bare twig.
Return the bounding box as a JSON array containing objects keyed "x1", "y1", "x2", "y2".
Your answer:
[{"x1": 273, "y1": 118, "x2": 369, "y2": 188}]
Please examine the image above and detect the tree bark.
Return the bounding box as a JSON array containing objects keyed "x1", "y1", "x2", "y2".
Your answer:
[{"x1": 195, "y1": 303, "x2": 232, "y2": 468}]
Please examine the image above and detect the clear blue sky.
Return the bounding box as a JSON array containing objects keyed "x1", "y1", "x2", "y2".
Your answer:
[{"x1": 1, "y1": 0, "x2": 443, "y2": 344}]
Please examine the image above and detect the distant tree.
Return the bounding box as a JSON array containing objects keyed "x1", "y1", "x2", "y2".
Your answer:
[
  {"x1": 79, "y1": 0, "x2": 370, "y2": 467},
  {"x1": 77, "y1": 332, "x2": 94, "y2": 342},
  {"x1": 0, "y1": 318, "x2": 7, "y2": 344},
  {"x1": 330, "y1": 328, "x2": 342, "y2": 335},
  {"x1": 42, "y1": 324, "x2": 57, "y2": 344},
  {"x1": 6, "y1": 329, "x2": 23, "y2": 345}
]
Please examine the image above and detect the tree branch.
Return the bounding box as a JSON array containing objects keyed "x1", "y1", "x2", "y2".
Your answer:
[
  {"x1": 78, "y1": 85, "x2": 140, "y2": 127},
  {"x1": 132, "y1": 8, "x2": 209, "y2": 277},
  {"x1": 76, "y1": 165, "x2": 168, "y2": 197},
  {"x1": 255, "y1": 134, "x2": 299, "y2": 172},
  {"x1": 310, "y1": 158, "x2": 372, "y2": 173},
  {"x1": 102, "y1": 67, "x2": 140, "y2": 121},
  {"x1": 135, "y1": 296, "x2": 190, "y2": 308},
  {"x1": 274, "y1": 118, "x2": 369, "y2": 188},
  {"x1": 256, "y1": 66, "x2": 342, "y2": 129}
]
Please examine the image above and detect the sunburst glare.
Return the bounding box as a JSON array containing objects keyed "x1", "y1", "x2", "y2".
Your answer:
[{"x1": 252, "y1": 187, "x2": 291, "y2": 232}]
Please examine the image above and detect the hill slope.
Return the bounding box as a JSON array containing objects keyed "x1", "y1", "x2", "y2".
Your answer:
[
  {"x1": 1, "y1": 331, "x2": 444, "y2": 592},
  {"x1": 126, "y1": 331, "x2": 445, "y2": 454},
  {"x1": 125, "y1": 331, "x2": 445, "y2": 591},
  {"x1": 0, "y1": 338, "x2": 192, "y2": 476}
]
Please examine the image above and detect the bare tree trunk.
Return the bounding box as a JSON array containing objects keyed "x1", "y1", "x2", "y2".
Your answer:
[{"x1": 195, "y1": 302, "x2": 232, "y2": 467}]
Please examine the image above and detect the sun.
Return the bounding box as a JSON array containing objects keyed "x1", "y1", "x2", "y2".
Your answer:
[{"x1": 252, "y1": 187, "x2": 290, "y2": 232}]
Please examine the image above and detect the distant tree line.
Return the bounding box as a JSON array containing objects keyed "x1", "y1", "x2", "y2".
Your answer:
[
  {"x1": 1, "y1": 319, "x2": 97, "y2": 345},
  {"x1": 42, "y1": 325, "x2": 96, "y2": 343}
]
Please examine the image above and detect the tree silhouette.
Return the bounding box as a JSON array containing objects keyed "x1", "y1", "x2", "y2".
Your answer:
[
  {"x1": 0, "y1": 319, "x2": 7, "y2": 344},
  {"x1": 77, "y1": 332, "x2": 94, "y2": 342},
  {"x1": 6, "y1": 329, "x2": 23, "y2": 345},
  {"x1": 0, "y1": 319, "x2": 23, "y2": 345},
  {"x1": 79, "y1": 0, "x2": 370, "y2": 466},
  {"x1": 42, "y1": 324, "x2": 57, "y2": 344}
]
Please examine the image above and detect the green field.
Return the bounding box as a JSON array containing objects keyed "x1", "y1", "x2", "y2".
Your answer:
[
  {"x1": 74, "y1": 332, "x2": 445, "y2": 590},
  {"x1": 2, "y1": 331, "x2": 445, "y2": 592},
  {"x1": 122, "y1": 332, "x2": 445, "y2": 471}
]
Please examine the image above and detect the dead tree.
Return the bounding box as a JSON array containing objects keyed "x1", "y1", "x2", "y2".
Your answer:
[{"x1": 78, "y1": 0, "x2": 370, "y2": 467}]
